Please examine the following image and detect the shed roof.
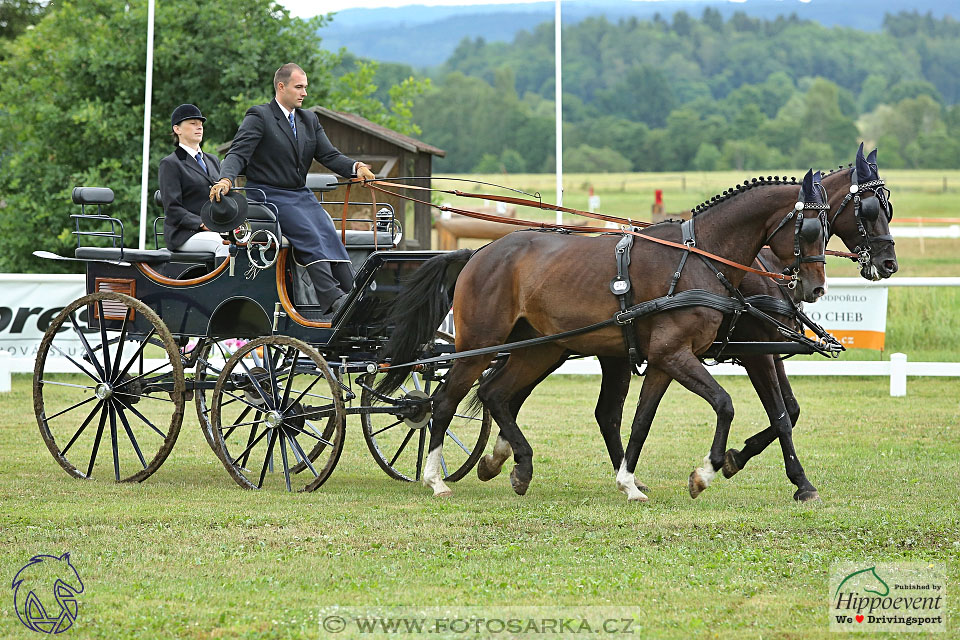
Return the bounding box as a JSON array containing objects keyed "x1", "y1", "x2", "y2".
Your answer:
[{"x1": 310, "y1": 106, "x2": 445, "y2": 158}]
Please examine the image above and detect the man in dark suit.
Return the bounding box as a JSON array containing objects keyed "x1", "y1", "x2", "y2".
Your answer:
[
  {"x1": 210, "y1": 63, "x2": 376, "y2": 314},
  {"x1": 158, "y1": 104, "x2": 229, "y2": 257}
]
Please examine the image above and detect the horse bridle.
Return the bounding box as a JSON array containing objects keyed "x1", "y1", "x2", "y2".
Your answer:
[
  {"x1": 763, "y1": 184, "x2": 829, "y2": 290},
  {"x1": 828, "y1": 168, "x2": 894, "y2": 271}
]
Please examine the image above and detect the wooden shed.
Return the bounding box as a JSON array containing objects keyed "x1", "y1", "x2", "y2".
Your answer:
[
  {"x1": 308, "y1": 107, "x2": 444, "y2": 250},
  {"x1": 219, "y1": 106, "x2": 445, "y2": 250}
]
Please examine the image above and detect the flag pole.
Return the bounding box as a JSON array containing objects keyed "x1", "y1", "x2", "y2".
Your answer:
[
  {"x1": 138, "y1": 0, "x2": 156, "y2": 249},
  {"x1": 554, "y1": 0, "x2": 563, "y2": 225}
]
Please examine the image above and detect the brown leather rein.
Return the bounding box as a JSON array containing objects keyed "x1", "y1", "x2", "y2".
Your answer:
[{"x1": 343, "y1": 178, "x2": 856, "y2": 282}]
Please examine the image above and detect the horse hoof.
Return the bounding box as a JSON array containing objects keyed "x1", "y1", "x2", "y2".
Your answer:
[
  {"x1": 509, "y1": 467, "x2": 530, "y2": 496},
  {"x1": 722, "y1": 449, "x2": 742, "y2": 479},
  {"x1": 434, "y1": 489, "x2": 453, "y2": 498},
  {"x1": 476, "y1": 456, "x2": 502, "y2": 482},
  {"x1": 635, "y1": 480, "x2": 651, "y2": 493},
  {"x1": 688, "y1": 470, "x2": 708, "y2": 499},
  {"x1": 794, "y1": 488, "x2": 820, "y2": 503}
]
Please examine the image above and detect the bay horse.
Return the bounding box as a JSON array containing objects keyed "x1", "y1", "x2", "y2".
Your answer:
[
  {"x1": 477, "y1": 145, "x2": 898, "y2": 502},
  {"x1": 378, "y1": 169, "x2": 829, "y2": 501}
]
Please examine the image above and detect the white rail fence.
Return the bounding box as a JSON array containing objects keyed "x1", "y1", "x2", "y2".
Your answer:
[{"x1": 2, "y1": 277, "x2": 959, "y2": 396}]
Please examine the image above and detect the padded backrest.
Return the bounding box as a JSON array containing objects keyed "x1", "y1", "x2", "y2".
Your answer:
[
  {"x1": 304, "y1": 173, "x2": 340, "y2": 192},
  {"x1": 72, "y1": 186, "x2": 114, "y2": 205}
]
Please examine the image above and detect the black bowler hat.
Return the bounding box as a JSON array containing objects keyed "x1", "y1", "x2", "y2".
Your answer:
[
  {"x1": 171, "y1": 104, "x2": 206, "y2": 126},
  {"x1": 200, "y1": 191, "x2": 248, "y2": 232}
]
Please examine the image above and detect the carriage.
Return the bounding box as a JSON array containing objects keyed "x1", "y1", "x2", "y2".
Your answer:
[
  {"x1": 34, "y1": 161, "x2": 889, "y2": 498},
  {"x1": 33, "y1": 175, "x2": 491, "y2": 492}
]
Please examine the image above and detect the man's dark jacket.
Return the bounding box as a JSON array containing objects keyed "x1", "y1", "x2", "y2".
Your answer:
[{"x1": 219, "y1": 100, "x2": 355, "y2": 187}]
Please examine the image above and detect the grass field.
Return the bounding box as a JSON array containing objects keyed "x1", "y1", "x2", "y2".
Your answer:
[
  {"x1": 2, "y1": 170, "x2": 958, "y2": 638},
  {"x1": 1, "y1": 373, "x2": 958, "y2": 639}
]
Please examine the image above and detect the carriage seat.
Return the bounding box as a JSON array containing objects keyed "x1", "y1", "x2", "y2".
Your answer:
[{"x1": 75, "y1": 247, "x2": 172, "y2": 263}]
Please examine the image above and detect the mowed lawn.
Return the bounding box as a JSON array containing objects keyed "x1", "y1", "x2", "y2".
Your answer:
[{"x1": 1, "y1": 372, "x2": 958, "y2": 639}]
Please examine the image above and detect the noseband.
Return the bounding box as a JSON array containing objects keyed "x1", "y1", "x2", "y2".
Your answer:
[
  {"x1": 763, "y1": 187, "x2": 828, "y2": 290},
  {"x1": 828, "y1": 168, "x2": 894, "y2": 270}
]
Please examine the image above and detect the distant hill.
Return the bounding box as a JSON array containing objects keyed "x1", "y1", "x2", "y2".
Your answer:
[{"x1": 319, "y1": 0, "x2": 957, "y2": 68}]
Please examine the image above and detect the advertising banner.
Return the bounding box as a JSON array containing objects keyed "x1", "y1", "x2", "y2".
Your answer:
[
  {"x1": 0, "y1": 274, "x2": 86, "y2": 359},
  {"x1": 804, "y1": 284, "x2": 888, "y2": 350}
]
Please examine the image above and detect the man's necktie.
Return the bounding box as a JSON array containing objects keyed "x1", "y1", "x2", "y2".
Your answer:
[
  {"x1": 195, "y1": 152, "x2": 208, "y2": 174},
  {"x1": 288, "y1": 112, "x2": 297, "y2": 139}
]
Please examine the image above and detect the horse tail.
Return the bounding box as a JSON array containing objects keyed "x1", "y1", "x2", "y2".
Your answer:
[{"x1": 377, "y1": 249, "x2": 475, "y2": 394}]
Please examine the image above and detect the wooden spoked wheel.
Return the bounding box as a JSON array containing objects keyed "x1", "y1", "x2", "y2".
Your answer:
[
  {"x1": 33, "y1": 292, "x2": 185, "y2": 482},
  {"x1": 360, "y1": 331, "x2": 491, "y2": 482},
  {"x1": 209, "y1": 336, "x2": 345, "y2": 491}
]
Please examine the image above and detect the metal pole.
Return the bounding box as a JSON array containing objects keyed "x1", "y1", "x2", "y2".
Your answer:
[
  {"x1": 138, "y1": 0, "x2": 156, "y2": 250},
  {"x1": 554, "y1": 0, "x2": 563, "y2": 225}
]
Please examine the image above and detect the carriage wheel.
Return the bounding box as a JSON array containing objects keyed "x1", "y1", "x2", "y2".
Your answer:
[
  {"x1": 360, "y1": 333, "x2": 491, "y2": 482},
  {"x1": 33, "y1": 292, "x2": 185, "y2": 482},
  {"x1": 210, "y1": 336, "x2": 345, "y2": 491},
  {"x1": 193, "y1": 337, "x2": 248, "y2": 455}
]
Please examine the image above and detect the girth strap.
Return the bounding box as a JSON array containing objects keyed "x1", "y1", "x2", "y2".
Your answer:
[{"x1": 609, "y1": 234, "x2": 642, "y2": 373}]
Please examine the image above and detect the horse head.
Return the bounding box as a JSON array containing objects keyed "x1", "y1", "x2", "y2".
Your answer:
[
  {"x1": 762, "y1": 169, "x2": 829, "y2": 303},
  {"x1": 11, "y1": 553, "x2": 84, "y2": 634},
  {"x1": 823, "y1": 142, "x2": 898, "y2": 280}
]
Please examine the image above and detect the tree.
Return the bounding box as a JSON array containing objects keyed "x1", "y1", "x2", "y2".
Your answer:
[
  {"x1": 0, "y1": 0, "x2": 420, "y2": 273},
  {"x1": 0, "y1": 0, "x2": 48, "y2": 42}
]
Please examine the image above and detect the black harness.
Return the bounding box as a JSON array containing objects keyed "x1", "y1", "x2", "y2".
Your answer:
[
  {"x1": 608, "y1": 185, "x2": 835, "y2": 372},
  {"x1": 828, "y1": 168, "x2": 895, "y2": 271}
]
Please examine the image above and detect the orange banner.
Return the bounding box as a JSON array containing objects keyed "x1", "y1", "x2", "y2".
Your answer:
[{"x1": 805, "y1": 329, "x2": 885, "y2": 350}]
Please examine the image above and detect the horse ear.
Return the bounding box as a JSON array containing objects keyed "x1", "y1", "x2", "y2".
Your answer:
[
  {"x1": 857, "y1": 141, "x2": 865, "y2": 161},
  {"x1": 801, "y1": 168, "x2": 814, "y2": 198},
  {"x1": 866, "y1": 148, "x2": 879, "y2": 177},
  {"x1": 856, "y1": 143, "x2": 872, "y2": 183}
]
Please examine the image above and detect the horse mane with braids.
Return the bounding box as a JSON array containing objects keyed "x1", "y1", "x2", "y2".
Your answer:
[{"x1": 691, "y1": 174, "x2": 800, "y2": 216}]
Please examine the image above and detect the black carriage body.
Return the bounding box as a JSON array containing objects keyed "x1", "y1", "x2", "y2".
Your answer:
[{"x1": 82, "y1": 248, "x2": 443, "y2": 359}]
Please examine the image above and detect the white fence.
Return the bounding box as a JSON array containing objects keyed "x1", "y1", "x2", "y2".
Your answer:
[{"x1": 2, "y1": 276, "x2": 959, "y2": 396}]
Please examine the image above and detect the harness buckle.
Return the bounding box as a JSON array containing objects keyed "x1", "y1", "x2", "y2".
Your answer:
[{"x1": 615, "y1": 310, "x2": 632, "y2": 325}]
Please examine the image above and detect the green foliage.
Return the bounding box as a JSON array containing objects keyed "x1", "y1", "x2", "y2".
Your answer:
[
  {"x1": 562, "y1": 144, "x2": 631, "y2": 173},
  {"x1": 0, "y1": 0, "x2": 48, "y2": 44},
  {"x1": 414, "y1": 10, "x2": 960, "y2": 174},
  {"x1": 0, "y1": 0, "x2": 423, "y2": 274}
]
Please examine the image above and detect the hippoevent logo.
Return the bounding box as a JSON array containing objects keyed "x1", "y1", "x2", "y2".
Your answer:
[
  {"x1": 11, "y1": 553, "x2": 84, "y2": 634},
  {"x1": 830, "y1": 562, "x2": 945, "y2": 633}
]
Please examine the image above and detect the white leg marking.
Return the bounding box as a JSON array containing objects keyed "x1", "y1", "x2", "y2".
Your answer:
[
  {"x1": 616, "y1": 459, "x2": 648, "y2": 502},
  {"x1": 423, "y1": 446, "x2": 452, "y2": 497},
  {"x1": 694, "y1": 454, "x2": 717, "y2": 487},
  {"x1": 487, "y1": 435, "x2": 512, "y2": 470}
]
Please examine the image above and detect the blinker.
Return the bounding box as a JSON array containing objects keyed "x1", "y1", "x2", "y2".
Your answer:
[
  {"x1": 859, "y1": 196, "x2": 881, "y2": 222},
  {"x1": 799, "y1": 216, "x2": 822, "y2": 244}
]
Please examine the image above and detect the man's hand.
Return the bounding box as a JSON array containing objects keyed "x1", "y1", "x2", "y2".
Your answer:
[
  {"x1": 209, "y1": 178, "x2": 232, "y2": 201},
  {"x1": 357, "y1": 163, "x2": 376, "y2": 182}
]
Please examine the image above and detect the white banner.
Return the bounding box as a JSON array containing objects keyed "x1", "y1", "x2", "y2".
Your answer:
[
  {"x1": 804, "y1": 284, "x2": 889, "y2": 350},
  {"x1": 0, "y1": 274, "x2": 86, "y2": 358}
]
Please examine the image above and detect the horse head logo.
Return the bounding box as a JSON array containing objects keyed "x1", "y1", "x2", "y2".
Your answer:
[
  {"x1": 11, "y1": 553, "x2": 84, "y2": 634},
  {"x1": 834, "y1": 565, "x2": 890, "y2": 598}
]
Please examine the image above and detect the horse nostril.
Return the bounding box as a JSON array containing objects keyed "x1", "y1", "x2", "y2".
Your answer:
[
  {"x1": 813, "y1": 287, "x2": 825, "y2": 299},
  {"x1": 885, "y1": 260, "x2": 898, "y2": 274}
]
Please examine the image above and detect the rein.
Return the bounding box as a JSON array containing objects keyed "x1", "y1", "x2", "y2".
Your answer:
[{"x1": 351, "y1": 178, "x2": 802, "y2": 282}]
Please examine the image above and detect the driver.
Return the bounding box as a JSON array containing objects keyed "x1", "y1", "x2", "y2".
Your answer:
[{"x1": 210, "y1": 63, "x2": 376, "y2": 315}]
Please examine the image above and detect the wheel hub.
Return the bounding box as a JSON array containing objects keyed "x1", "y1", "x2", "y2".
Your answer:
[
  {"x1": 94, "y1": 383, "x2": 113, "y2": 400},
  {"x1": 264, "y1": 411, "x2": 283, "y2": 429},
  {"x1": 402, "y1": 390, "x2": 432, "y2": 429}
]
